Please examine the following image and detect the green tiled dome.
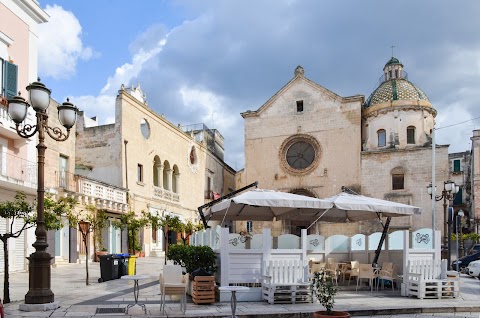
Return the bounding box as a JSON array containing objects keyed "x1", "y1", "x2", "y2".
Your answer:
[
  {"x1": 385, "y1": 56, "x2": 402, "y2": 67},
  {"x1": 364, "y1": 78, "x2": 429, "y2": 108}
]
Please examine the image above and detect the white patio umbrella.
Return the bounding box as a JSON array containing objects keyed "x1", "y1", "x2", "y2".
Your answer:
[
  {"x1": 203, "y1": 188, "x2": 333, "y2": 223},
  {"x1": 275, "y1": 192, "x2": 422, "y2": 226}
]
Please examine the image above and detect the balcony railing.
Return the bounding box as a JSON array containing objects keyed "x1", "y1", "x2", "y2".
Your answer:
[
  {"x1": 55, "y1": 171, "x2": 128, "y2": 212},
  {"x1": 153, "y1": 185, "x2": 180, "y2": 202},
  {"x1": 0, "y1": 152, "x2": 37, "y2": 186}
]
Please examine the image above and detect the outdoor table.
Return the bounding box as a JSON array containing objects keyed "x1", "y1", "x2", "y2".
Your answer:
[
  {"x1": 121, "y1": 274, "x2": 150, "y2": 314},
  {"x1": 218, "y1": 286, "x2": 249, "y2": 318}
]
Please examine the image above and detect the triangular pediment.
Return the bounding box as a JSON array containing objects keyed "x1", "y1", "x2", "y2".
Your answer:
[{"x1": 241, "y1": 68, "x2": 363, "y2": 118}]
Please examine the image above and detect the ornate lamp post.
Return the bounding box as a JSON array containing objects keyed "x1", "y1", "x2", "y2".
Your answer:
[
  {"x1": 427, "y1": 180, "x2": 459, "y2": 269},
  {"x1": 8, "y1": 79, "x2": 77, "y2": 305}
]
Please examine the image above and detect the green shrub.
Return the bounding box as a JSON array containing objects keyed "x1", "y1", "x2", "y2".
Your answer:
[{"x1": 167, "y1": 245, "x2": 217, "y2": 274}]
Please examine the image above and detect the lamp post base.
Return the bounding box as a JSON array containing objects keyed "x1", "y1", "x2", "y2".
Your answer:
[
  {"x1": 19, "y1": 301, "x2": 59, "y2": 312},
  {"x1": 24, "y1": 252, "x2": 54, "y2": 304}
]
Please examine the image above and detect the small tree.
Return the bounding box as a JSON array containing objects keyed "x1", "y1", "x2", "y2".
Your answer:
[
  {"x1": 179, "y1": 219, "x2": 203, "y2": 245},
  {"x1": 113, "y1": 210, "x2": 149, "y2": 255},
  {"x1": 67, "y1": 205, "x2": 108, "y2": 285},
  {"x1": 0, "y1": 192, "x2": 75, "y2": 303},
  {"x1": 145, "y1": 212, "x2": 182, "y2": 264}
]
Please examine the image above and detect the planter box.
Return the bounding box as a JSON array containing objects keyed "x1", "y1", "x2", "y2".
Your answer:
[{"x1": 192, "y1": 276, "x2": 215, "y2": 305}]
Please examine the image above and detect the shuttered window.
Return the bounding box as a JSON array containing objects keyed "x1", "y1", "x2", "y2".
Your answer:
[
  {"x1": 2, "y1": 59, "x2": 18, "y2": 99},
  {"x1": 453, "y1": 159, "x2": 461, "y2": 172}
]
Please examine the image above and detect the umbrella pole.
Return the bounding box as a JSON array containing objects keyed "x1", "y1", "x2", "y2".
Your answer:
[
  {"x1": 372, "y1": 217, "x2": 392, "y2": 266},
  {"x1": 306, "y1": 208, "x2": 332, "y2": 230}
]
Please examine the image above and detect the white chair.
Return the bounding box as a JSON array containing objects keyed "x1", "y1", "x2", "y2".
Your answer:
[{"x1": 159, "y1": 265, "x2": 187, "y2": 315}]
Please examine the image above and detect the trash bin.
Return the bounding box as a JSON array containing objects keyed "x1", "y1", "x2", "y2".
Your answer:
[
  {"x1": 117, "y1": 253, "x2": 130, "y2": 278},
  {"x1": 98, "y1": 254, "x2": 121, "y2": 283},
  {"x1": 128, "y1": 255, "x2": 137, "y2": 275}
]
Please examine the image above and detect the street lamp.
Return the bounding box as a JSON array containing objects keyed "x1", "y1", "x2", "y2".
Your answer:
[
  {"x1": 456, "y1": 209, "x2": 464, "y2": 272},
  {"x1": 427, "y1": 180, "x2": 459, "y2": 268},
  {"x1": 8, "y1": 78, "x2": 77, "y2": 305}
]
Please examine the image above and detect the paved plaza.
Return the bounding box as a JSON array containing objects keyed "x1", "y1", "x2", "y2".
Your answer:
[{"x1": 2, "y1": 256, "x2": 480, "y2": 317}]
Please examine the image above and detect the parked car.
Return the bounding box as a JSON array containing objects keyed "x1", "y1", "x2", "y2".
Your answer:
[
  {"x1": 466, "y1": 260, "x2": 480, "y2": 279},
  {"x1": 467, "y1": 243, "x2": 480, "y2": 255},
  {"x1": 451, "y1": 251, "x2": 480, "y2": 272}
]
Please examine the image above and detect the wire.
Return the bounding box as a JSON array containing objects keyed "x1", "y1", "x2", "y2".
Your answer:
[{"x1": 436, "y1": 115, "x2": 480, "y2": 130}]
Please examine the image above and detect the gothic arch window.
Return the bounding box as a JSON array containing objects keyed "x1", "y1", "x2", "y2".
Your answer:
[
  {"x1": 172, "y1": 165, "x2": 179, "y2": 193},
  {"x1": 391, "y1": 166, "x2": 405, "y2": 190},
  {"x1": 407, "y1": 126, "x2": 416, "y2": 144},
  {"x1": 377, "y1": 129, "x2": 386, "y2": 147},
  {"x1": 163, "y1": 161, "x2": 171, "y2": 190},
  {"x1": 279, "y1": 134, "x2": 321, "y2": 175},
  {"x1": 153, "y1": 155, "x2": 161, "y2": 187}
]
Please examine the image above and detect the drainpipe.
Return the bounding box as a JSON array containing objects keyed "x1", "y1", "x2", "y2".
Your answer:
[{"x1": 124, "y1": 140, "x2": 128, "y2": 189}]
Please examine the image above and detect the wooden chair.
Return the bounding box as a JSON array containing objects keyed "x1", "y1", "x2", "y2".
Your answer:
[
  {"x1": 356, "y1": 264, "x2": 377, "y2": 292},
  {"x1": 376, "y1": 264, "x2": 397, "y2": 291},
  {"x1": 159, "y1": 265, "x2": 187, "y2": 315}
]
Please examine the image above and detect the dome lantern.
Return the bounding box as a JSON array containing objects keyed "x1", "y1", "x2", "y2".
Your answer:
[{"x1": 383, "y1": 56, "x2": 404, "y2": 81}]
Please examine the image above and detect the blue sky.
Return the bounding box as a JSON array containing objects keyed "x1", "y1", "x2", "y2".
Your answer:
[{"x1": 38, "y1": 1, "x2": 480, "y2": 170}]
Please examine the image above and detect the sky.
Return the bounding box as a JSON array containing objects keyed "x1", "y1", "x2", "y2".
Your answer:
[{"x1": 37, "y1": 0, "x2": 480, "y2": 170}]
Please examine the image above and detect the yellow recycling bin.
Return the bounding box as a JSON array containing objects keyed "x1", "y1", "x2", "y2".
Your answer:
[{"x1": 128, "y1": 255, "x2": 137, "y2": 275}]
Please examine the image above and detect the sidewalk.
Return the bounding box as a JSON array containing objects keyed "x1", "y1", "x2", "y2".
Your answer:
[{"x1": 2, "y1": 256, "x2": 480, "y2": 317}]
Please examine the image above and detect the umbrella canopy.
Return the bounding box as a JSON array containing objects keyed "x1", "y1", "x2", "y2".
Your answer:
[
  {"x1": 276, "y1": 192, "x2": 422, "y2": 223},
  {"x1": 203, "y1": 189, "x2": 332, "y2": 222}
]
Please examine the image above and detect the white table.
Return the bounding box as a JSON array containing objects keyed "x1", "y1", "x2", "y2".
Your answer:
[
  {"x1": 218, "y1": 286, "x2": 249, "y2": 318},
  {"x1": 120, "y1": 274, "x2": 150, "y2": 314}
]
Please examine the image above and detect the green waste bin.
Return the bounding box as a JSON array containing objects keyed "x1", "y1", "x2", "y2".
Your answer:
[{"x1": 128, "y1": 255, "x2": 137, "y2": 275}]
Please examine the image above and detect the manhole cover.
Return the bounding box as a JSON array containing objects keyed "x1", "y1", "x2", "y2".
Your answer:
[{"x1": 95, "y1": 307, "x2": 125, "y2": 314}]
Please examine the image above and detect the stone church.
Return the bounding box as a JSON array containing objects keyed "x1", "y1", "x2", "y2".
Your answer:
[{"x1": 236, "y1": 57, "x2": 449, "y2": 237}]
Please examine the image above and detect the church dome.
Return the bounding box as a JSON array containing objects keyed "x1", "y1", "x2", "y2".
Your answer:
[
  {"x1": 364, "y1": 57, "x2": 429, "y2": 108},
  {"x1": 364, "y1": 78, "x2": 429, "y2": 108}
]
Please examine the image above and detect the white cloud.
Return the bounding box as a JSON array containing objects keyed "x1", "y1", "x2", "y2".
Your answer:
[
  {"x1": 38, "y1": 5, "x2": 97, "y2": 80},
  {"x1": 435, "y1": 103, "x2": 475, "y2": 152},
  {"x1": 71, "y1": 94, "x2": 116, "y2": 125}
]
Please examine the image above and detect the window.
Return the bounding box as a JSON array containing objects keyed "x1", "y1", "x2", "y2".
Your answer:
[
  {"x1": 392, "y1": 174, "x2": 404, "y2": 190},
  {"x1": 137, "y1": 164, "x2": 143, "y2": 182},
  {"x1": 377, "y1": 129, "x2": 386, "y2": 147},
  {"x1": 395, "y1": 70, "x2": 399, "y2": 78},
  {"x1": 296, "y1": 100, "x2": 304, "y2": 112},
  {"x1": 0, "y1": 58, "x2": 18, "y2": 99},
  {"x1": 453, "y1": 186, "x2": 463, "y2": 206},
  {"x1": 286, "y1": 141, "x2": 315, "y2": 170},
  {"x1": 59, "y1": 155, "x2": 68, "y2": 189},
  {"x1": 407, "y1": 126, "x2": 415, "y2": 144},
  {"x1": 246, "y1": 221, "x2": 253, "y2": 233},
  {"x1": 140, "y1": 118, "x2": 150, "y2": 139},
  {"x1": 389, "y1": 70, "x2": 392, "y2": 79},
  {"x1": 206, "y1": 176, "x2": 211, "y2": 199},
  {"x1": 453, "y1": 159, "x2": 461, "y2": 172}
]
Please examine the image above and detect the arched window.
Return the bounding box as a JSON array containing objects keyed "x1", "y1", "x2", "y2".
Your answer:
[
  {"x1": 407, "y1": 126, "x2": 415, "y2": 144},
  {"x1": 377, "y1": 129, "x2": 386, "y2": 147}
]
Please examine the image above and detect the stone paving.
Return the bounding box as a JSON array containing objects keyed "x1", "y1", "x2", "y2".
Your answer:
[{"x1": 1, "y1": 256, "x2": 480, "y2": 317}]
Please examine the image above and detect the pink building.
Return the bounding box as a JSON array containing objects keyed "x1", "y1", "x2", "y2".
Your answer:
[{"x1": 0, "y1": 0, "x2": 48, "y2": 272}]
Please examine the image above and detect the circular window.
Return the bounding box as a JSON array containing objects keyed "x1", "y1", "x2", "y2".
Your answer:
[
  {"x1": 140, "y1": 118, "x2": 150, "y2": 139},
  {"x1": 187, "y1": 145, "x2": 199, "y2": 173},
  {"x1": 280, "y1": 134, "x2": 320, "y2": 174},
  {"x1": 286, "y1": 141, "x2": 315, "y2": 169}
]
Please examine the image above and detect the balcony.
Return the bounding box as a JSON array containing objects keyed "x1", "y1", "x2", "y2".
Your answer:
[
  {"x1": 152, "y1": 185, "x2": 180, "y2": 202},
  {"x1": 55, "y1": 171, "x2": 128, "y2": 213},
  {"x1": 0, "y1": 152, "x2": 37, "y2": 193}
]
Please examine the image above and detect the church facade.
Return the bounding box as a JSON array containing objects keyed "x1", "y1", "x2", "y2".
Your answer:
[{"x1": 237, "y1": 58, "x2": 450, "y2": 238}]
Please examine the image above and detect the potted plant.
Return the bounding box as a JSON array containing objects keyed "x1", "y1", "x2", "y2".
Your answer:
[
  {"x1": 312, "y1": 268, "x2": 349, "y2": 318},
  {"x1": 167, "y1": 245, "x2": 217, "y2": 295}
]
